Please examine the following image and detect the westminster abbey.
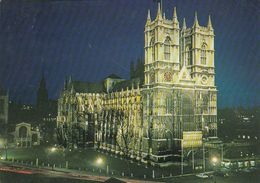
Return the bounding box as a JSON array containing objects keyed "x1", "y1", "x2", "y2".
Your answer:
[{"x1": 57, "y1": 4, "x2": 217, "y2": 164}]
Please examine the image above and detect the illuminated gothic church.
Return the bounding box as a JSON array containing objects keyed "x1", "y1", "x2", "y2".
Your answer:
[{"x1": 57, "y1": 4, "x2": 217, "y2": 164}]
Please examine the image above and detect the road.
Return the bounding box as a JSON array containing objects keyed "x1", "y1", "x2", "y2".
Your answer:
[
  {"x1": 1, "y1": 161, "x2": 260, "y2": 183},
  {"x1": 0, "y1": 161, "x2": 163, "y2": 183},
  {"x1": 0, "y1": 162, "x2": 102, "y2": 182},
  {"x1": 161, "y1": 170, "x2": 260, "y2": 183},
  {"x1": 1, "y1": 147, "x2": 259, "y2": 182}
]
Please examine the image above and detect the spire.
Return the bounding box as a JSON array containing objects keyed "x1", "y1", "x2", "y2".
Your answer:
[
  {"x1": 207, "y1": 14, "x2": 213, "y2": 30},
  {"x1": 37, "y1": 71, "x2": 48, "y2": 109},
  {"x1": 40, "y1": 72, "x2": 46, "y2": 89},
  {"x1": 69, "y1": 75, "x2": 72, "y2": 84},
  {"x1": 193, "y1": 11, "x2": 199, "y2": 27},
  {"x1": 182, "y1": 18, "x2": 186, "y2": 30},
  {"x1": 64, "y1": 77, "x2": 68, "y2": 90},
  {"x1": 163, "y1": 12, "x2": 166, "y2": 19},
  {"x1": 172, "y1": 7, "x2": 178, "y2": 23},
  {"x1": 71, "y1": 83, "x2": 74, "y2": 93},
  {"x1": 146, "y1": 9, "x2": 151, "y2": 25},
  {"x1": 173, "y1": 7, "x2": 177, "y2": 18},
  {"x1": 156, "y1": 2, "x2": 162, "y2": 20}
]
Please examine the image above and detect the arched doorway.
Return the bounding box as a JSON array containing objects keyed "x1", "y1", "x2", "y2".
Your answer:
[{"x1": 19, "y1": 126, "x2": 27, "y2": 138}]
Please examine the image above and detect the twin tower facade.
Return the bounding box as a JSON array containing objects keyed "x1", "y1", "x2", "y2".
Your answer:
[{"x1": 57, "y1": 4, "x2": 217, "y2": 164}]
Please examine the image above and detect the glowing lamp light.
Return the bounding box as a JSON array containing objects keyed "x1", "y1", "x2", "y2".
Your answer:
[
  {"x1": 96, "y1": 157, "x2": 103, "y2": 165},
  {"x1": 50, "y1": 147, "x2": 57, "y2": 152},
  {"x1": 211, "y1": 157, "x2": 218, "y2": 164}
]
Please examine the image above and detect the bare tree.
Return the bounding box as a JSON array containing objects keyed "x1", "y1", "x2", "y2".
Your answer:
[{"x1": 115, "y1": 110, "x2": 137, "y2": 158}]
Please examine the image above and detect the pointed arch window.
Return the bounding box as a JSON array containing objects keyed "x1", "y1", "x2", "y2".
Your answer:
[
  {"x1": 201, "y1": 44, "x2": 207, "y2": 65},
  {"x1": 164, "y1": 37, "x2": 171, "y2": 60},
  {"x1": 150, "y1": 38, "x2": 155, "y2": 61},
  {"x1": 186, "y1": 45, "x2": 192, "y2": 65}
]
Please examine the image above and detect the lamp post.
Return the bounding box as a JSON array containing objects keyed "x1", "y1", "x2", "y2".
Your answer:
[
  {"x1": 48, "y1": 147, "x2": 57, "y2": 169},
  {"x1": 0, "y1": 139, "x2": 8, "y2": 160},
  {"x1": 96, "y1": 157, "x2": 103, "y2": 180},
  {"x1": 4, "y1": 144, "x2": 7, "y2": 160},
  {"x1": 211, "y1": 156, "x2": 218, "y2": 183}
]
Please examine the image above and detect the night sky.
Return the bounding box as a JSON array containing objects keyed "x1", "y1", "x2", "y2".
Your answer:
[{"x1": 0, "y1": 0, "x2": 259, "y2": 108}]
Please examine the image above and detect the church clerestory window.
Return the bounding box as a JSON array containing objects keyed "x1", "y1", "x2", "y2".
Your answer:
[
  {"x1": 201, "y1": 44, "x2": 207, "y2": 65},
  {"x1": 150, "y1": 38, "x2": 155, "y2": 61},
  {"x1": 185, "y1": 45, "x2": 192, "y2": 65},
  {"x1": 164, "y1": 37, "x2": 171, "y2": 60}
]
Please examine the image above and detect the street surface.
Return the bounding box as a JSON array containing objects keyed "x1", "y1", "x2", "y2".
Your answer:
[
  {"x1": 0, "y1": 147, "x2": 259, "y2": 182},
  {"x1": 0, "y1": 161, "x2": 162, "y2": 183},
  {"x1": 0, "y1": 161, "x2": 260, "y2": 183}
]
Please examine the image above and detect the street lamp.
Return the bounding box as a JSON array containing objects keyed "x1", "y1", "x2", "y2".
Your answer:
[
  {"x1": 96, "y1": 157, "x2": 103, "y2": 165},
  {"x1": 0, "y1": 139, "x2": 8, "y2": 160},
  {"x1": 96, "y1": 157, "x2": 103, "y2": 180},
  {"x1": 50, "y1": 147, "x2": 57, "y2": 153},
  {"x1": 211, "y1": 156, "x2": 218, "y2": 183},
  {"x1": 211, "y1": 156, "x2": 218, "y2": 166},
  {"x1": 48, "y1": 147, "x2": 58, "y2": 169}
]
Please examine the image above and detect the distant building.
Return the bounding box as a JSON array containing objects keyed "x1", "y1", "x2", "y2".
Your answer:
[
  {"x1": 0, "y1": 85, "x2": 9, "y2": 136},
  {"x1": 57, "y1": 4, "x2": 218, "y2": 165},
  {"x1": 35, "y1": 74, "x2": 57, "y2": 144},
  {"x1": 104, "y1": 74, "x2": 125, "y2": 93},
  {"x1": 12, "y1": 122, "x2": 41, "y2": 148},
  {"x1": 236, "y1": 115, "x2": 258, "y2": 141},
  {"x1": 217, "y1": 107, "x2": 259, "y2": 169},
  {"x1": 222, "y1": 141, "x2": 257, "y2": 169}
]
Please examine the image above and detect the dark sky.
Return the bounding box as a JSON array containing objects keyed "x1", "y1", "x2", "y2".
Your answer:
[{"x1": 0, "y1": 0, "x2": 259, "y2": 108}]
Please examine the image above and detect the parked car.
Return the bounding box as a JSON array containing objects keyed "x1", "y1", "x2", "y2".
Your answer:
[
  {"x1": 196, "y1": 173, "x2": 209, "y2": 178},
  {"x1": 249, "y1": 167, "x2": 257, "y2": 171},
  {"x1": 214, "y1": 171, "x2": 229, "y2": 177}
]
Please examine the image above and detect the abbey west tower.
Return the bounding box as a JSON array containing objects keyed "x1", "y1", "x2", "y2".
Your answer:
[{"x1": 142, "y1": 4, "x2": 217, "y2": 162}]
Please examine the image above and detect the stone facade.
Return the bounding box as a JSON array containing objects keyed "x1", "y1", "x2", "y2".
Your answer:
[
  {"x1": 57, "y1": 4, "x2": 217, "y2": 164},
  {"x1": 142, "y1": 5, "x2": 217, "y2": 162}
]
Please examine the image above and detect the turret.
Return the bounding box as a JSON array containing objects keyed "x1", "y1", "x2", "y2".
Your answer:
[
  {"x1": 207, "y1": 15, "x2": 213, "y2": 30},
  {"x1": 182, "y1": 18, "x2": 186, "y2": 30},
  {"x1": 70, "y1": 83, "x2": 74, "y2": 94},
  {"x1": 146, "y1": 9, "x2": 151, "y2": 26},
  {"x1": 172, "y1": 7, "x2": 178, "y2": 23},
  {"x1": 156, "y1": 3, "x2": 162, "y2": 20},
  {"x1": 193, "y1": 11, "x2": 199, "y2": 27},
  {"x1": 68, "y1": 75, "x2": 72, "y2": 84},
  {"x1": 64, "y1": 77, "x2": 68, "y2": 90}
]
